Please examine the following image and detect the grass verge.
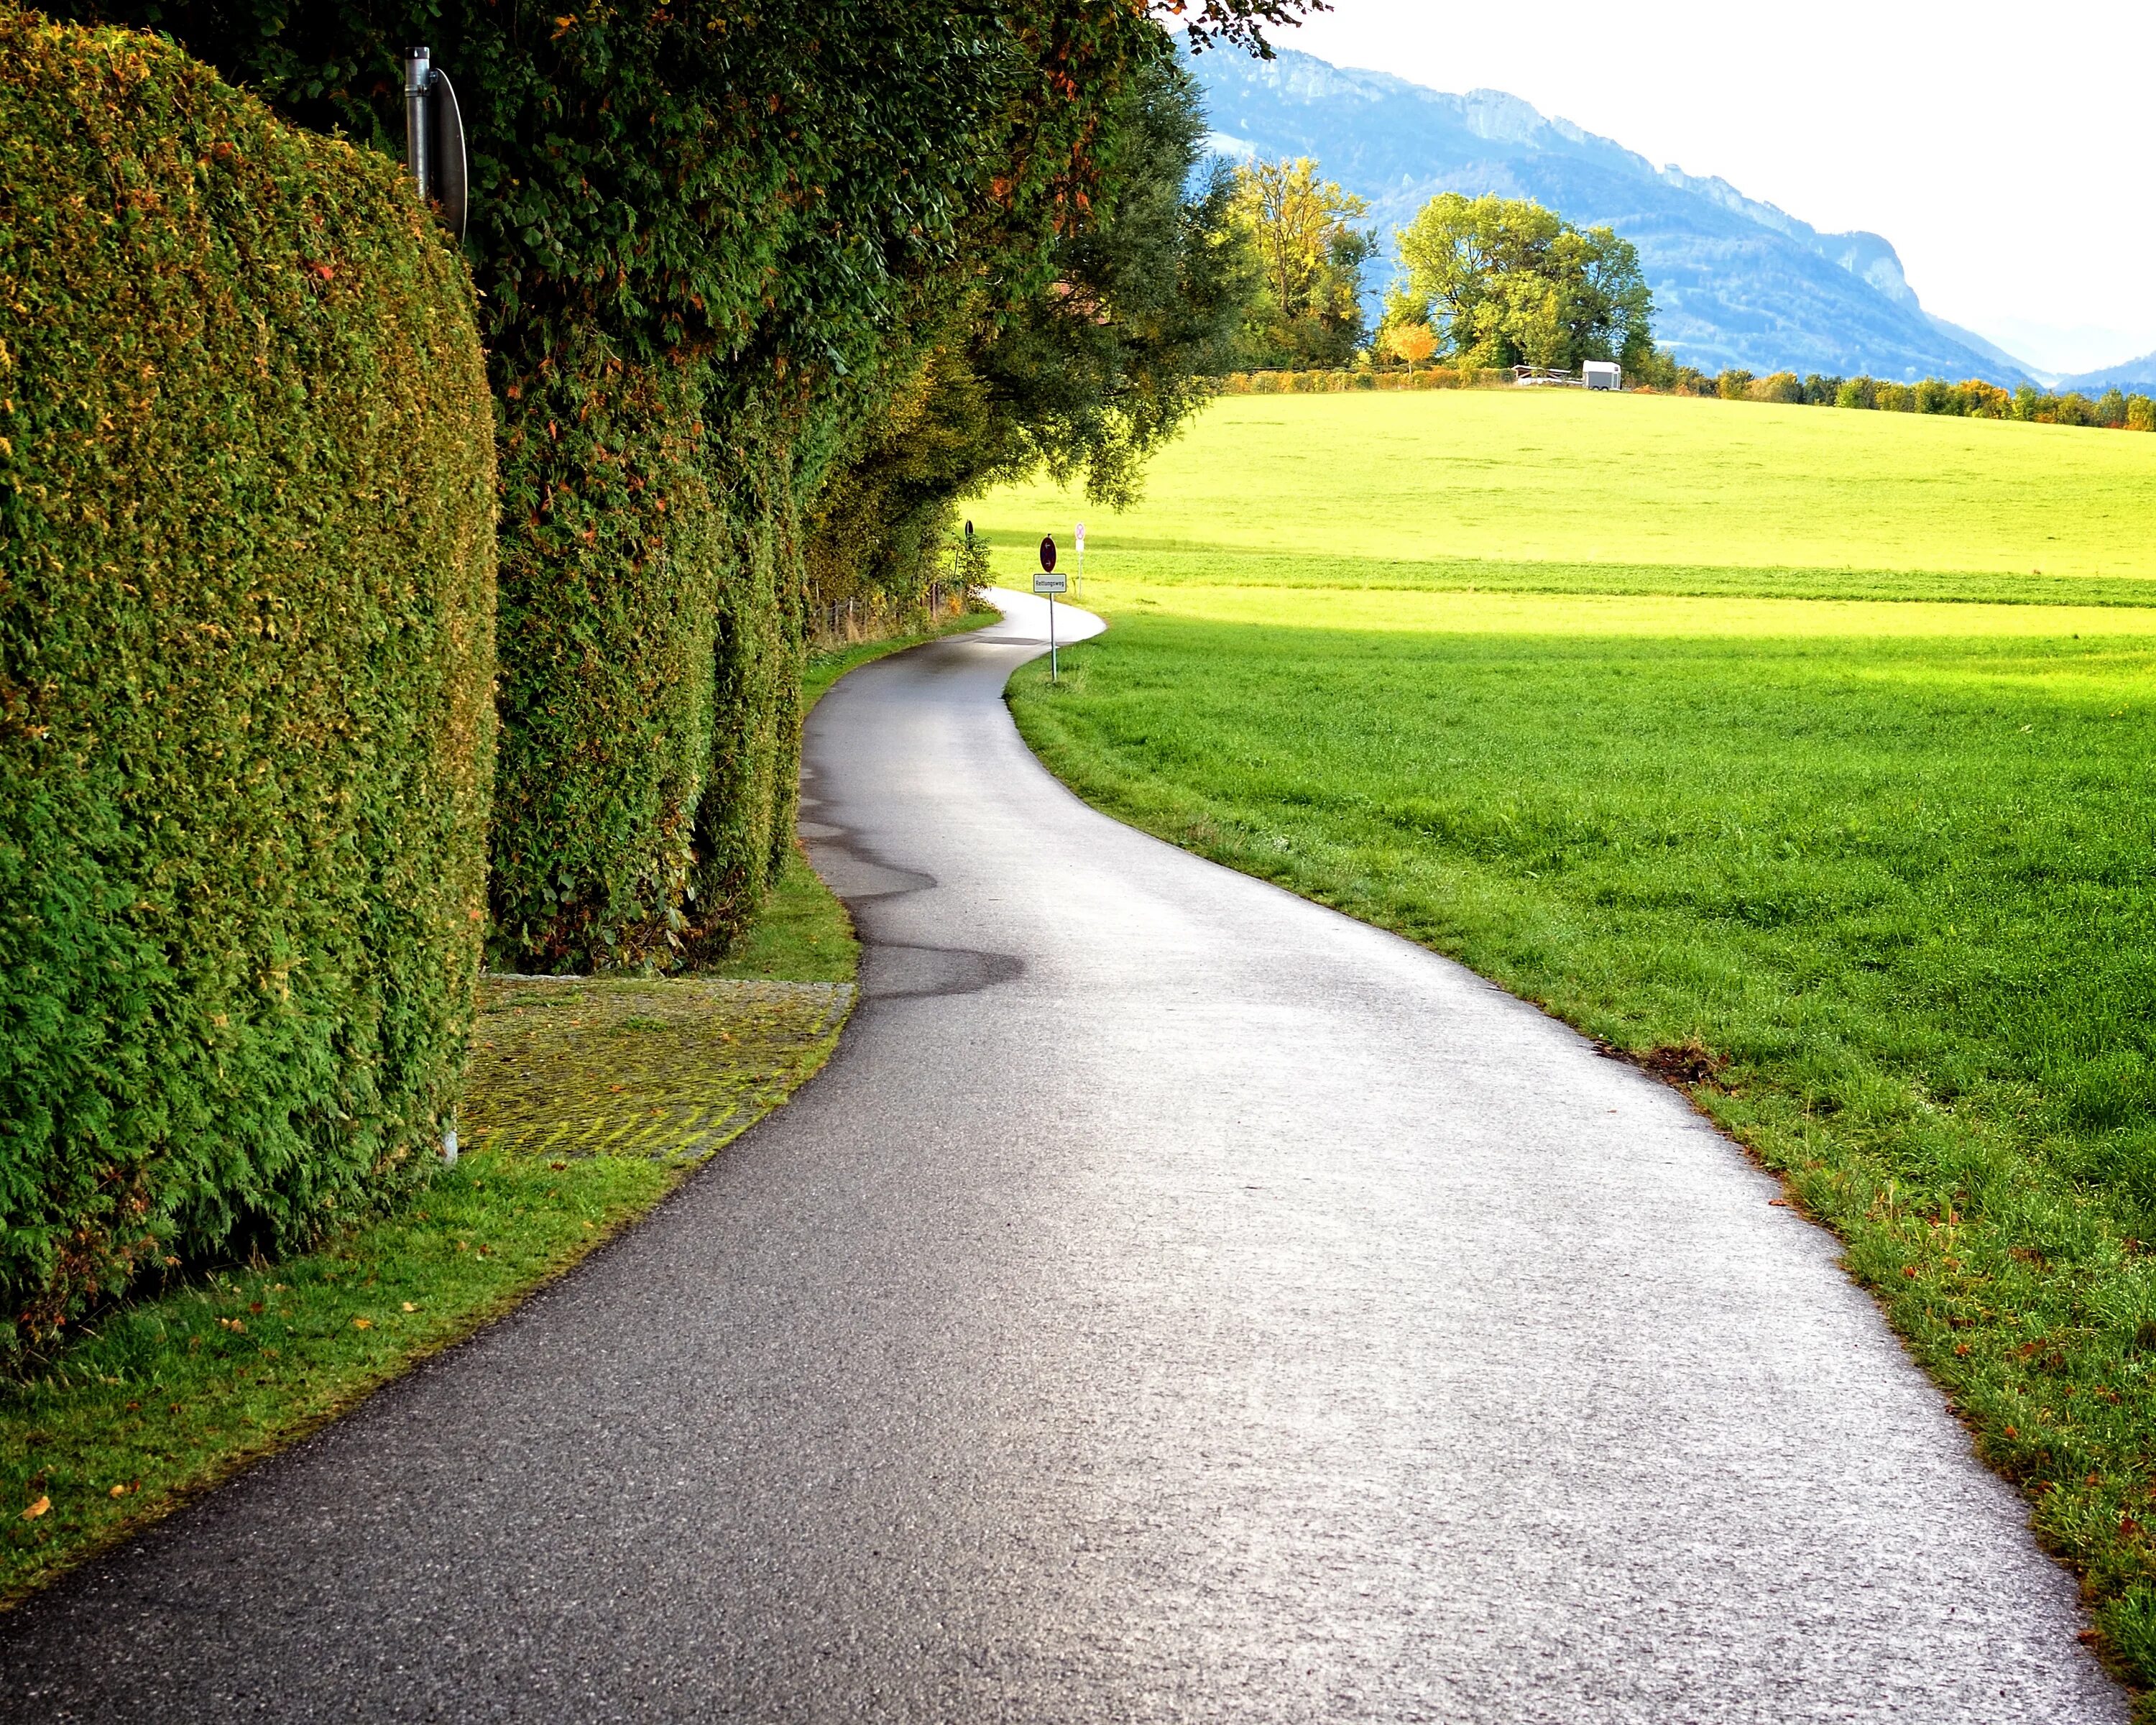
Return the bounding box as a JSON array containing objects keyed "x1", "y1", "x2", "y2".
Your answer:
[
  {"x1": 984, "y1": 391, "x2": 2156, "y2": 1709},
  {"x1": 0, "y1": 614, "x2": 978, "y2": 1610},
  {"x1": 1010, "y1": 607, "x2": 2156, "y2": 1697}
]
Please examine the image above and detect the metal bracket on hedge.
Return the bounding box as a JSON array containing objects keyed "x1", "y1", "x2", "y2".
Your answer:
[{"x1": 402, "y1": 46, "x2": 469, "y2": 242}]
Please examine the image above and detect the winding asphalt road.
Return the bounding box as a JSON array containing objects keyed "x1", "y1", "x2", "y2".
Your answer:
[{"x1": 0, "y1": 592, "x2": 2126, "y2": 1721}]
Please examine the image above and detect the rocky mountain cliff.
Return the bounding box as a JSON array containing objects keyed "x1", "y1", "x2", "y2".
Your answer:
[{"x1": 1194, "y1": 47, "x2": 2032, "y2": 384}]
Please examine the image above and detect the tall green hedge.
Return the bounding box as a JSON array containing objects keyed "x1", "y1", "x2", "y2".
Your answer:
[
  {"x1": 487, "y1": 334, "x2": 723, "y2": 968},
  {"x1": 46, "y1": 1, "x2": 1185, "y2": 971},
  {"x1": 484, "y1": 339, "x2": 801, "y2": 970},
  {"x1": 0, "y1": 10, "x2": 497, "y2": 1360}
]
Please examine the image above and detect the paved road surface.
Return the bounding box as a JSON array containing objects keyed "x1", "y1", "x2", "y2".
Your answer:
[{"x1": 0, "y1": 592, "x2": 2124, "y2": 1721}]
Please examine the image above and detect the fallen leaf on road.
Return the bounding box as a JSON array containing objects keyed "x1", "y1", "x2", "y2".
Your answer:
[{"x1": 21, "y1": 1496, "x2": 49, "y2": 1520}]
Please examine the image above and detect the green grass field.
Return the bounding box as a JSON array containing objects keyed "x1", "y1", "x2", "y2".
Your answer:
[{"x1": 975, "y1": 388, "x2": 2156, "y2": 1703}]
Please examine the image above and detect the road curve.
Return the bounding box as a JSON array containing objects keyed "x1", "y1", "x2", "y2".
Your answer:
[{"x1": 0, "y1": 591, "x2": 2124, "y2": 1722}]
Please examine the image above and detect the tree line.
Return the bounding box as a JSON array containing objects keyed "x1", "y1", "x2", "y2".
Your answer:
[
  {"x1": 1221, "y1": 157, "x2": 2151, "y2": 436},
  {"x1": 1641, "y1": 364, "x2": 2156, "y2": 429},
  {"x1": 1222, "y1": 166, "x2": 1654, "y2": 376}
]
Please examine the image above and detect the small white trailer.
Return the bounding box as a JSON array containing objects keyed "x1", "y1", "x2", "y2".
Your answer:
[{"x1": 1583, "y1": 360, "x2": 1622, "y2": 391}]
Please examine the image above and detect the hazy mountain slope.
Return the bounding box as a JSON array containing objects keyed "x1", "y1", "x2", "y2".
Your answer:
[
  {"x1": 1193, "y1": 47, "x2": 2032, "y2": 385},
  {"x1": 2059, "y1": 352, "x2": 2156, "y2": 393},
  {"x1": 1930, "y1": 316, "x2": 2060, "y2": 388}
]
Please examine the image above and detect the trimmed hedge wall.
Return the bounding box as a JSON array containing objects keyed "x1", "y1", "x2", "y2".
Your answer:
[
  {"x1": 45, "y1": 1, "x2": 1181, "y2": 974},
  {"x1": 487, "y1": 334, "x2": 723, "y2": 970},
  {"x1": 485, "y1": 340, "x2": 801, "y2": 971},
  {"x1": 0, "y1": 11, "x2": 497, "y2": 1359},
  {"x1": 1219, "y1": 367, "x2": 1519, "y2": 393}
]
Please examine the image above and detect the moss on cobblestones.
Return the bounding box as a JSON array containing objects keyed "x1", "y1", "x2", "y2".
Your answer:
[{"x1": 464, "y1": 975, "x2": 853, "y2": 1166}]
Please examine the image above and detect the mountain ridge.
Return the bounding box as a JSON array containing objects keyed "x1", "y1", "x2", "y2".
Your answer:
[
  {"x1": 2058, "y1": 351, "x2": 2156, "y2": 393},
  {"x1": 1192, "y1": 47, "x2": 2039, "y2": 385}
]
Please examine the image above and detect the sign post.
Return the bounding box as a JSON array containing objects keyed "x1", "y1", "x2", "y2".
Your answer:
[
  {"x1": 1034, "y1": 535, "x2": 1066, "y2": 683},
  {"x1": 403, "y1": 46, "x2": 470, "y2": 241},
  {"x1": 1074, "y1": 520, "x2": 1085, "y2": 597}
]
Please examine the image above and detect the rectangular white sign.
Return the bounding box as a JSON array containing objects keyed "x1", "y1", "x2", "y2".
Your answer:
[
  {"x1": 1074, "y1": 523, "x2": 1085, "y2": 553},
  {"x1": 1033, "y1": 571, "x2": 1068, "y2": 594}
]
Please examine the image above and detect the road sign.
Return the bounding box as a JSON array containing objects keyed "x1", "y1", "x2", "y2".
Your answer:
[
  {"x1": 1036, "y1": 536, "x2": 1064, "y2": 681},
  {"x1": 1074, "y1": 522, "x2": 1085, "y2": 553},
  {"x1": 404, "y1": 48, "x2": 469, "y2": 241}
]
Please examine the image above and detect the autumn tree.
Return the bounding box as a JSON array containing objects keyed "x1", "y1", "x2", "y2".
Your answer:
[
  {"x1": 1391, "y1": 193, "x2": 1654, "y2": 372},
  {"x1": 1381, "y1": 321, "x2": 1437, "y2": 372},
  {"x1": 1230, "y1": 156, "x2": 1373, "y2": 367}
]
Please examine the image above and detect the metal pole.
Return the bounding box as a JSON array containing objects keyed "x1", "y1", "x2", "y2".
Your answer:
[
  {"x1": 403, "y1": 47, "x2": 432, "y2": 203},
  {"x1": 1050, "y1": 592, "x2": 1058, "y2": 684}
]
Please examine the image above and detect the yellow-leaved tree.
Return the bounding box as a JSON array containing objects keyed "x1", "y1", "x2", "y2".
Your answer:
[
  {"x1": 1381, "y1": 321, "x2": 1437, "y2": 372},
  {"x1": 1230, "y1": 156, "x2": 1373, "y2": 368}
]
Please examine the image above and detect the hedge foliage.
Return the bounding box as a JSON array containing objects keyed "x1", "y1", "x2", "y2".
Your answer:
[
  {"x1": 49, "y1": 3, "x2": 1309, "y2": 971},
  {"x1": 1643, "y1": 362, "x2": 2156, "y2": 431},
  {"x1": 57, "y1": 1, "x2": 1173, "y2": 968},
  {"x1": 1221, "y1": 367, "x2": 1519, "y2": 393},
  {"x1": 487, "y1": 356, "x2": 805, "y2": 969},
  {"x1": 0, "y1": 11, "x2": 497, "y2": 1359}
]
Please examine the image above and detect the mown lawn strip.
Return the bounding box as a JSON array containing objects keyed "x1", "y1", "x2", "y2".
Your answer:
[{"x1": 985, "y1": 392, "x2": 2156, "y2": 1708}]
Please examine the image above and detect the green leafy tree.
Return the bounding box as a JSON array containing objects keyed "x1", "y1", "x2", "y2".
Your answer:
[
  {"x1": 1230, "y1": 156, "x2": 1372, "y2": 367},
  {"x1": 1391, "y1": 193, "x2": 1653, "y2": 372},
  {"x1": 969, "y1": 60, "x2": 1258, "y2": 502},
  {"x1": 806, "y1": 54, "x2": 1256, "y2": 617}
]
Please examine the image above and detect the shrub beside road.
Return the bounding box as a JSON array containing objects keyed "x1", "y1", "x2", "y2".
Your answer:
[
  {"x1": 0, "y1": 13, "x2": 497, "y2": 1358},
  {"x1": 0, "y1": 621, "x2": 980, "y2": 1611}
]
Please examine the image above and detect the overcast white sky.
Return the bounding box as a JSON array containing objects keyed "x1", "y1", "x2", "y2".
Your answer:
[{"x1": 1276, "y1": 0, "x2": 2154, "y2": 375}]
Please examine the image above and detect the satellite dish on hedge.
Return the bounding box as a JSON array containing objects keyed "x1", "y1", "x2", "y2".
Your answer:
[{"x1": 402, "y1": 47, "x2": 469, "y2": 242}]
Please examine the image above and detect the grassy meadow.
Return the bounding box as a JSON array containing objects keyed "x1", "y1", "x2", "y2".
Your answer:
[{"x1": 975, "y1": 387, "x2": 2156, "y2": 1701}]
